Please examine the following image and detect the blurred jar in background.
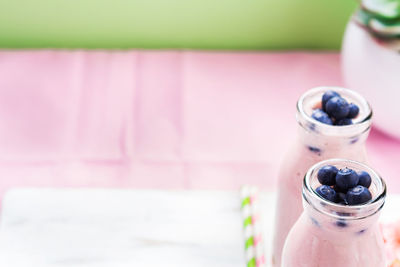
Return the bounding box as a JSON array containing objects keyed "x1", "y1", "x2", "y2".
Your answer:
[{"x1": 342, "y1": 0, "x2": 400, "y2": 139}]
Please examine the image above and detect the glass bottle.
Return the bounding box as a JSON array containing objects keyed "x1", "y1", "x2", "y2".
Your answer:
[
  {"x1": 272, "y1": 87, "x2": 373, "y2": 266},
  {"x1": 282, "y1": 158, "x2": 386, "y2": 267}
]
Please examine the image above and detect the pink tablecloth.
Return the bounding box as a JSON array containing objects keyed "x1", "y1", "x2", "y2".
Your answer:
[{"x1": 0, "y1": 51, "x2": 399, "y2": 198}]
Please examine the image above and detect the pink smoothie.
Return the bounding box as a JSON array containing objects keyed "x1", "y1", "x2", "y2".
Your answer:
[
  {"x1": 282, "y1": 213, "x2": 385, "y2": 267},
  {"x1": 281, "y1": 159, "x2": 386, "y2": 267},
  {"x1": 272, "y1": 87, "x2": 373, "y2": 266}
]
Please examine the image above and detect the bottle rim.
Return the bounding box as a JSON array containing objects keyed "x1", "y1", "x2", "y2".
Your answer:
[
  {"x1": 303, "y1": 158, "x2": 386, "y2": 220},
  {"x1": 296, "y1": 86, "x2": 373, "y2": 136}
]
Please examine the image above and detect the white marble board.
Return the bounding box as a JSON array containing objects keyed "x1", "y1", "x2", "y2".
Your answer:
[{"x1": 0, "y1": 189, "x2": 398, "y2": 267}]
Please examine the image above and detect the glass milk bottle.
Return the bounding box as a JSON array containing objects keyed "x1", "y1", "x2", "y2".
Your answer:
[
  {"x1": 282, "y1": 159, "x2": 386, "y2": 267},
  {"x1": 272, "y1": 87, "x2": 373, "y2": 266}
]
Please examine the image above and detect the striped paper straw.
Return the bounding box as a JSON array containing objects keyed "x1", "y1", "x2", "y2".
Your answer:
[{"x1": 240, "y1": 186, "x2": 266, "y2": 267}]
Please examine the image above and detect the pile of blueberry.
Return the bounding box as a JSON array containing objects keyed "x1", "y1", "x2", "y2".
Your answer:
[
  {"x1": 315, "y1": 165, "x2": 372, "y2": 205},
  {"x1": 311, "y1": 90, "x2": 359, "y2": 126}
]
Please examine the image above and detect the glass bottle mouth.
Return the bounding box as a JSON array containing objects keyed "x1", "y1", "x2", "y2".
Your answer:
[
  {"x1": 297, "y1": 86, "x2": 373, "y2": 136},
  {"x1": 303, "y1": 159, "x2": 386, "y2": 221}
]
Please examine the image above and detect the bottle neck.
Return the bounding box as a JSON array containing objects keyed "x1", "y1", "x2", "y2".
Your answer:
[
  {"x1": 296, "y1": 86, "x2": 372, "y2": 158},
  {"x1": 296, "y1": 122, "x2": 370, "y2": 157}
]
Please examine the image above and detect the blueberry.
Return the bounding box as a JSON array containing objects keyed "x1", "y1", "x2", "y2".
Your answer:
[
  {"x1": 357, "y1": 229, "x2": 366, "y2": 235},
  {"x1": 336, "y1": 220, "x2": 347, "y2": 227},
  {"x1": 335, "y1": 192, "x2": 347, "y2": 205},
  {"x1": 315, "y1": 185, "x2": 337, "y2": 202},
  {"x1": 310, "y1": 217, "x2": 320, "y2": 227},
  {"x1": 358, "y1": 171, "x2": 372, "y2": 188},
  {"x1": 326, "y1": 96, "x2": 350, "y2": 120},
  {"x1": 350, "y1": 137, "x2": 359, "y2": 144},
  {"x1": 308, "y1": 146, "x2": 321, "y2": 154},
  {"x1": 317, "y1": 165, "x2": 338, "y2": 186},
  {"x1": 322, "y1": 90, "x2": 340, "y2": 111},
  {"x1": 335, "y1": 118, "x2": 353, "y2": 126},
  {"x1": 346, "y1": 185, "x2": 372, "y2": 205},
  {"x1": 333, "y1": 185, "x2": 346, "y2": 193},
  {"x1": 307, "y1": 146, "x2": 322, "y2": 156},
  {"x1": 348, "y1": 103, "x2": 360, "y2": 119},
  {"x1": 335, "y1": 167, "x2": 359, "y2": 191},
  {"x1": 336, "y1": 211, "x2": 351, "y2": 216},
  {"x1": 311, "y1": 109, "x2": 333, "y2": 125}
]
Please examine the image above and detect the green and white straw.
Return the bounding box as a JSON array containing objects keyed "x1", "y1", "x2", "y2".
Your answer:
[{"x1": 240, "y1": 186, "x2": 266, "y2": 267}]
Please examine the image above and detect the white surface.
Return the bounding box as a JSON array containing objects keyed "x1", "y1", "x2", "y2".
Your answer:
[
  {"x1": 0, "y1": 189, "x2": 247, "y2": 267},
  {"x1": 0, "y1": 189, "x2": 398, "y2": 267}
]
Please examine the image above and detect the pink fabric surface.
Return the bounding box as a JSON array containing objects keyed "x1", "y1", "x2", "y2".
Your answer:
[{"x1": 0, "y1": 50, "x2": 399, "y2": 198}]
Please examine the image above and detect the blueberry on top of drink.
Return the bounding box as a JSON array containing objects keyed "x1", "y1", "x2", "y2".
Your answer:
[
  {"x1": 321, "y1": 90, "x2": 340, "y2": 111},
  {"x1": 336, "y1": 192, "x2": 347, "y2": 205},
  {"x1": 346, "y1": 185, "x2": 372, "y2": 205},
  {"x1": 315, "y1": 185, "x2": 337, "y2": 202},
  {"x1": 326, "y1": 97, "x2": 350, "y2": 120},
  {"x1": 312, "y1": 90, "x2": 359, "y2": 126},
  {"x1": 347, "y1": 103, "x2": 360, "y2": 119},
  {"x1": 311, "y1": 109, "x2": 333, "y2": 125},
  {"x1": 335, "y1": 167, "x2": 359, "y2": 191},
  {"x1": 358, "y1": 171, "x2": 372, "y2": 188},
  {"x1": 335, "y1": 118, "x2": 353, "y2": 126},
  {"x1": 315, "y1": 165, "x2": 372, "y2": 205},
  {"x1": 317, "y1": 165, "x2": 338, "y2": 186}
]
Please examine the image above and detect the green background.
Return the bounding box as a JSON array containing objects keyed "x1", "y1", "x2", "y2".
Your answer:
[{"x1": 0, "y1": 0, "x2": 357, "y2": 50}]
